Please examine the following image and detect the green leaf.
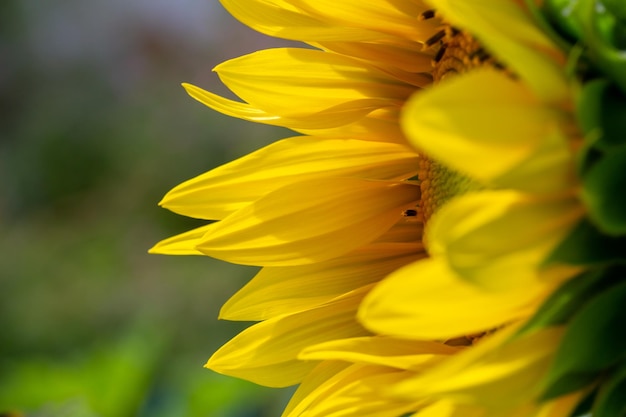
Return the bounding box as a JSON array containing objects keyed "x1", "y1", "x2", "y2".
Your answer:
[
  {"x1": 543, "y1": 280, "x2": 626, "y2": 398},
  {"x1": 546, "y1": 218, "x2": 626, "y2": 266},
  {"x1": 518, "y1": 268, "x2": 613, "y2": 337},
  {"x1": 524, "y1": 0, "x2": 576, "y2": 52},
  {"x1": 593, "y1": 362, "x2": 626, "y2": 417},
  {"x1": 543, "y1": 0, "x2": 585, "y2": 42},
  {"x1": 577, "y1": 0, "x2": 626, "y2": 94},
  {"x1": 573, "y1": 80, "x2": 623, "y2": 177},
  {"x1": 542, "y1": 372, "x2": 599, "y2": 401},
  {"x1": 603, "y1": 0, "x2": 626, "y2": 23},
  {"x1": 581, "y1": 145, "x2": 626, "y2": 236},
  {"x1": 569, "y1": 388, "x2": 598, "y2": 417},
  {"x1": 577, "y1": 79, "x2": 626, "y2": 151}
]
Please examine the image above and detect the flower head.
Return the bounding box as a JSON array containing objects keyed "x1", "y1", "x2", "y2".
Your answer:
[{"x1": 153, "y1": 0, "x2": 626, "y2": 416}]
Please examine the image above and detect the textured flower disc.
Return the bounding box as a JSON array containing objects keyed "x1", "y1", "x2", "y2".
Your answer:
[{"x1": 153, "y1": 0, "x2": 626, "y2": 416}]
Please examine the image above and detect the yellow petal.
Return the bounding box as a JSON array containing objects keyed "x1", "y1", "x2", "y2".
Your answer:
[
  {"x1": 220, "y1": 0, "x2": 389, "y2": 42},
  {"x1": 183, "y1": 83, "x2": 395, "y2": 130},
  {"x1": 391, "y1": 326, "x2": 564, "y2": 409},
  {"x1": 160, "y1": 137, "x2": 419, "y2": 220},
  {"x1": 291, "y1": 0, "x2": 439, "y2": 42},
  {"x1": 206, "y1": 286, "x2": 370, "y2": 387},
  {"x1": 415, "y1": 401, "x2": 482, "y2": 417},
  {"x1": 432, "y1": 0, "x2": 570, "y2": 103},
  {"x1": 491, "y1": 127, "x2": 575, "y2": 194},
  {"x1": 300, "y1": 336, "x2": 459, "y2": 371},
  {"x1": 283, "y1": 363, "x2": 418, "y2": 417},
  {"x1": 317, "y1": 41, "x2": 435, "y2": 74},
  {"x1": 282, "y1": 361, "x2": 351, "y2": 417},
  {"x1": 148, "y1": 224, "x2": 212, "y2": 255},
  {"x1": 220, "y1": 241, "x2": 423, "y2": 320},
  {"x1": 402, "y1": 69, "x2": 565, "y2": 182},
  {"x1": 214, "y1": 48, "x2": 415, "y2": 117},
  {"x1": 374, "y1": 217, "x2": 424, "y2": 243},
  {"x1": 359, "y1": 258, "x2": 549, "y2": 340},
  {"x1": 196, "y1": 178, "x2": 420, "y2": 266},
  {"x1": 296, "y1": 108, "x2": 407, "y2": 144},
  {"x1": 415, "y1": 391, "x2": 584, "y2": 417},
  {"x1": 427, "y1": 190, "x2": 583, "y2": 290}
]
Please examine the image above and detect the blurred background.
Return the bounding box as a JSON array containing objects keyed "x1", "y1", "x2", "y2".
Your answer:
[{"x1": 0, "y1": 1, "x2": 296, "y2": 415}]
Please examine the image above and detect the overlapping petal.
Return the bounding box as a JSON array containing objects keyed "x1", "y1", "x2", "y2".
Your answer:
[
  {"x1": 402, "y1": 69, "x2": 569, "y2": 183},
  {"x1": 426, "y1": 190, "x2": 584, "y2": 290},
  {"x1": 289, "y1": 0, "x2": 438, "y2": 41},
  {"x1": 430, "y1": 0, "x2": 571, "y2": 103},
  {"x1": 219, "y1": 0, "x2": 392, "y2": 42},
  {"x1": 359, "y1": 258, "x2": 550, "y2": 340},
  {"x1": 220, "y1": 241, "x2": 423, "y2": 320},
  {"x1": 206, "y1": 286, "x2": 371, "y2": 387},
  {"x1": 300, "y1": 336, "x2": 459, "y2": 371},
  {"x1": 195, "y1": 177, "x2": 420, "y2": 266},
  {"x1": 148, "y1": 224, "x2": 212, "y2": 255},
  {"x1": 390, "y1": 326, "x2": 565, "y2": 408},
  {"x1": 184, "y1": 47, "x2": 426, "y2": 131},
  {"x1": 215, "y1": 48, "x2": 417, "y2": 116},
  {"x1": 159, "y1": 137, "x2": 418, "y2": 220},
  {"x1": 283, "y1": 362, "x2": 419, "y2": 417}
]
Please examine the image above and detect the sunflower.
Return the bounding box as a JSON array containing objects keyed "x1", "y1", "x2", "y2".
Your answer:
[{"x1": 152, "y1": 0, "x2": 626, "y2": 416}]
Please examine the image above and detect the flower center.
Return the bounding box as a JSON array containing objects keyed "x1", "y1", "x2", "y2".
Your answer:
[
  {"x1": 413, "y1": 18, "x2": 493, "y2": 223},
  {"x1": 428, "y1": 25, "x2": 505, "y2": 82},
  {"x1": 418, "y1": 157, "x2": 480, "y2": 224}
]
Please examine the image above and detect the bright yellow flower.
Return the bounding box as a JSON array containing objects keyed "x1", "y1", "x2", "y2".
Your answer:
[{"x1": 153, "y1": 0, "x2": 626, "y2": 415}]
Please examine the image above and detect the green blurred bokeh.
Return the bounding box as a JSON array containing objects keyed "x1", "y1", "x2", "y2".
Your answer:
[{"x1": 0, "y1": 1, "x2": 295, "y2": 415}]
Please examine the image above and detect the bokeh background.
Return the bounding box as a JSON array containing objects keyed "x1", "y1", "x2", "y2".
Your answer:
[{"x1": 0, "y1": 1, "x2": 296, "y2": 415}]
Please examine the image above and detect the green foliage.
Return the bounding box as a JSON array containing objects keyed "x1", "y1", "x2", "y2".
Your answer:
[
  {"x1": 542, "y1": 280, "x2": 626, "y2": 400},
  {"x1": 546, "y1": 218, "x2": 626, "y2": 266},
  {"x1": 593, "y1": 362, "x2": 626, "y2": 417},
  {"x1": 517, "y1": 268, "x2": 613, "y2": 336},
  {"x1": 0, "y1": 326, "x2": 166, "y2": 417},
  {"x1": 541, "y1": 0, "x2": 626, "y2": 93},
  {"x1": 581, "y1": 146, "x2": 626, "y2": 235},
  {"x1": 577, "y1": 79, "x2": 626, "y2": 151},
  {"x1": 576, "y1": 80, "x2": 626, "y2": 235}
]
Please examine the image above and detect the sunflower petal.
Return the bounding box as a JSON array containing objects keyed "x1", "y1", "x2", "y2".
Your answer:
[
  {"x1": 206, "y1": 287, "x2": 370, "y2": 387},
  {"x1": 196, "y1": 178, "x2": 420, "y2": 266},
  {"x1": 220, "y1": 242, "x2": 423, "y2": 320},
  {"x1": 220, "y1": 0, "x2": 389, "y2": 42},
  {"x1": 491, "y1": 127, "x2": 575, "y2": 193},
  {"x1": 214, "y1": 48, "x2": 413, "y2": 116},
  {"x1": 290, "y1": 0, "x2": 439, "y2": 41},
  {"x1": 359, "y1": 258, "x2": 549, "y2": 340},
  {"x1": 391, "y1": 326, "x2": 565, "y2": 409},
  {"x1": 427, "y1": 191, "x2": 583, "y2": 290},
  {"x1": 183, "y1": 83, "x2": 393, "y2": 130},
  {"x1": 317, "y1": 41, "x2": 435, "y2": 74},
  {"x1": 160, "y1": 137, "x2": 418, "y2": 220},
  {"x1": 283, "y1": 363, "x2": 417, "y2": 417},
  {"x1": 148, "y1": 224, "x2": 212, "y2": 255},
  {"x1": 402, "y1": 69, "x2": 565, "y2": 182},
  {"x1": 432, "y1": 0, "x2": 570, "y2": 103},
  {"x1": 282, "y1": 361, "x2": 351, "y2": 417},
  {"x1": 300, "y1": 336, "x2": 459, "y2": 371},
  {"x1": 296, "y1": 109, "x2": 407, "y2": 143}
]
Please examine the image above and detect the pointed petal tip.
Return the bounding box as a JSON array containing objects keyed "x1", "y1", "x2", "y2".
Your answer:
[
  {"x1": 181, "y1": 82, "x2": 199, "y2": 97},
  {"x1": 147, "y1": 244, "x2": 164, "y2": 255}
]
